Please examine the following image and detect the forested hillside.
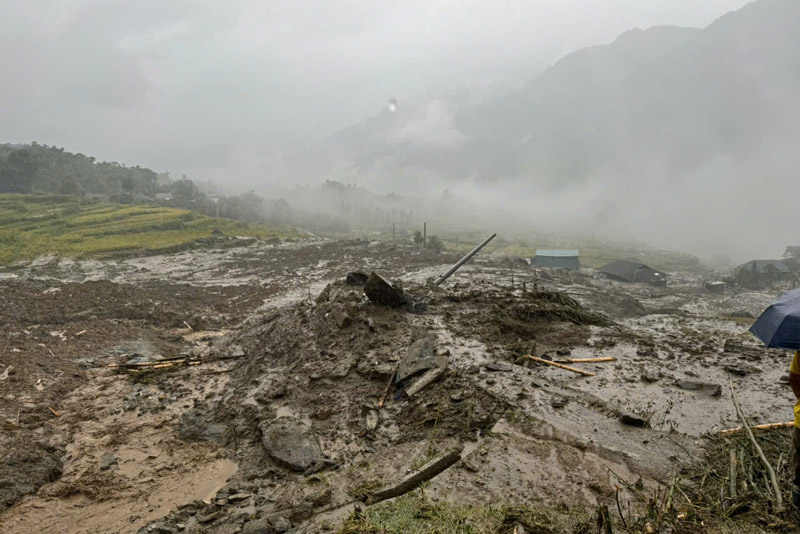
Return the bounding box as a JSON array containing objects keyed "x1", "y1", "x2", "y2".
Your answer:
[{"x1": 0, "y1": 143, "x2": 273, "y2": 223}]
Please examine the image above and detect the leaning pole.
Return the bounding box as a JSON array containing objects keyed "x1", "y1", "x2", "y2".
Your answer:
[{"x1": 433, "y1": 233, "x2": 497, "y2": 286}]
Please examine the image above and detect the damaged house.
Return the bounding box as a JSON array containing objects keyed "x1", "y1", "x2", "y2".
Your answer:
[
  {"x1": 598, "y1": 259, "x2": 668, "y2": 286},
  {"x1": 734, "y1": 259, "x2": 792, "y2": 288}
]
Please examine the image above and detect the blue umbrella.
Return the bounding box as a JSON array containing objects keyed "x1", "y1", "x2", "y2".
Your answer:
[{"x1": 750, "y1": 288, "x2": 800, "y2": 349}]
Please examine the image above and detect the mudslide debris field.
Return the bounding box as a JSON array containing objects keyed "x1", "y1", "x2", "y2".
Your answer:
[{"x1": 0, "y1": 238, "x2": 795, "y2": 533}]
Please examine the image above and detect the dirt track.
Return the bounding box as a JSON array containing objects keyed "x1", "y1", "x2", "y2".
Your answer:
[{"x1": 0, "y1": 239, "x2": 795, "y2": 533}]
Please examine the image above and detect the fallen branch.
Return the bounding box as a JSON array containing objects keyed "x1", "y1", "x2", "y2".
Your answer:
[
  {"x1": 522, "y1": 355, "x2": 596, "y2": 377},
  {"x1": 728, "y1": 449, "x2": 737, "y2": 499},
  {"x1": 48, "y1": 406, "x2": 60, "y2": 417},
  {"x1": 367, "y1": 445, "x2": 463, "y2": 504},
  {"x1": 729, "y1": 380, "x2": 783, "y2": 512},
  {"x1": 406, "y1": 368, "x2": 445, "y2": 397},
  {"x1": 103, "y1": 354, "x2": 246, "y2": 370},
  {"x1": 555, "y1": 357, "x2": 616, "y2": 364},
  {"x1": 378, "y1": 370, "x2": 396, "y2": 409},
  {"x1": 719, "y1": 421, "x2": 794, "y2": 435}
]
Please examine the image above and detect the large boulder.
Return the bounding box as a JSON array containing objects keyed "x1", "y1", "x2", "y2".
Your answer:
[
  {"x1": 363, "y1": 273, "x2": 409, "y2": 308},
  {"x1": 260, "y1": 417, "x2": 325, "y2": 471}
]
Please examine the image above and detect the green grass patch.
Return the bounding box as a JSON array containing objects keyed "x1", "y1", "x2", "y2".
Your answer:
[
  {"x1": 337, "y1": 493, "x2": 581, "y2": 534},
  {"x1": 0, "y1": 194, "x2": 301, "y2": 264}
]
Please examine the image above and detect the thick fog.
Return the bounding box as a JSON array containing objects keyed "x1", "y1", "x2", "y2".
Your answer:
[{"x1": 5, "y1": 0, "x2": 796, "y2": 262}]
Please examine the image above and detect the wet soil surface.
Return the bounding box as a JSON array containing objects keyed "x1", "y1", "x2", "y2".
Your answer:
[{"x1": 0, "y1": 238, "x2": 794, "y2": 533}]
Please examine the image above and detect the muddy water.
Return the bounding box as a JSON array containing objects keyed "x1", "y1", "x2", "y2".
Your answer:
[
  {"x1": 0, "y1": 459, "x2": 236, "y2": 534},
  {"x1": 0, "y1": 358, "x2": 237, "y2": 534}
]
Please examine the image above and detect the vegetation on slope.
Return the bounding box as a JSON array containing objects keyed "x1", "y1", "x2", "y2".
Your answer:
[{"x1": 0, "y1": 194, "x2": 300, "y2": 265}]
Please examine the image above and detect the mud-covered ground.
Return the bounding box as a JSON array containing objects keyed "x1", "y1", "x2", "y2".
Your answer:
[{"x1": 0, "y1": 238, "x2": 796, "y2": 533}]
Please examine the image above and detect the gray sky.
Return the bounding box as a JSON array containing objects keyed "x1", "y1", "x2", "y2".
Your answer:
[{"x1": 0, "y1": 0, "x2": 752, "y2": 183}]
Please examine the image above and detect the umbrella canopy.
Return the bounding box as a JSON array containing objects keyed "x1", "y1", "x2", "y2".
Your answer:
[{"x1": 750, "y1": 288, "x2": 800, "y2": 349}]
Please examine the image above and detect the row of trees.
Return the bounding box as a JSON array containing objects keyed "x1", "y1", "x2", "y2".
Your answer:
[
  {"x1": 0, "y1": 143, "x2": 159, "y2": 197},
  {"x1": 0, "y1": 143, "x2": 285, "y2": 225}
]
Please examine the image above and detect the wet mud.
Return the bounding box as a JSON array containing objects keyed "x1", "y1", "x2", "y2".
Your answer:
[{"x1": 0, "y1": 238, "x2": 794, "y2": 533}]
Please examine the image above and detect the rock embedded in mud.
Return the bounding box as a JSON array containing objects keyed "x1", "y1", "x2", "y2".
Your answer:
[
  {"x1": 241, "y1": 519, "x2": 271, "y2": 534},
  {"x1": 315, "y1": 283, "x2": 332, "y2": 304},
  {"x1": 674, "y1": 380, "x2": 722, "y2": 397},
  {"x1": 723, "y1": 364, "x2": 759, "y2": 376},
  {"x1": 485, "y1": 361, "x2": 513, "y2": 372},
  {"x1": 345, "y1": 272, "x2": 369, "y2": 286},
  {"x1": 620, "y1": 413, "x2": 648, "y2": 428},
  {"x1": 178, "y1": 408, "x2": 227, "y2": 442},
  {"x1": 328, "y1": 303, "x2": 351, "y2": 328},
  {"x1": 260, "y1": 418, "x2": 325, "y2": 472},
  {"x1": 396, "y1": 336, "x2": 444, "y2": 383},
  {"x1": 99, "y1": 451, "x2": 117, "y2": 470},
  {"x1": 363, "y1": 272, "x2": 409, "y2": 308}
]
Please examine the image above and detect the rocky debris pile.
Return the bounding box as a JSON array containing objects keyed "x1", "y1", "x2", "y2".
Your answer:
[{"x1": 136, "y1": 270, "x2": 720, "y2": 534}]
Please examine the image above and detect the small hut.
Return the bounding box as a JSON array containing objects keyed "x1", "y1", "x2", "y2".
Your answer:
[{"x1": 530, "y1": 249, "x2": 580, "y2": 271}]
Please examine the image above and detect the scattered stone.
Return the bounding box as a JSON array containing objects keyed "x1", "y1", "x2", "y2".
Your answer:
[
  {"x1": 315, "y1": 284, "x2": 332, "y2": 304},
  {"x1": 100, "y1": 452, "x2": 117, "y2": 471},
  {"x1": 241, "y1": 519, "x2": 272, "y2": 534},
  {"x1": 228, "y1": 344, "x2": 245, "y2": 358},
  {"x1": 640, "y1": 372, "x2": 659, "y2": 383},
  {"x1": 485, "y1": 361, "x2": 513, "y2": 372},
  {"x1": 551, "y1": 398, "x2": 568, "y2": 409},
  {"x1": 329, "y1": 303, "x2": 351, "y2": 328},
  {"x1": 345, "y1": 272, "x2": 369, "y2": 286},
  {"x1": 396, "y1": 337, "x2": 443, "y2": 383},
  {"x1": 620, "y1": 413, "x2": 648, "y2": 428},
  {"x1": 362, "y1": 405, "x2": 380, "y2": 432},
  {"x1": 450, "y1": 390, "x2": 465, "y2": 402},
  {"x1": 178, "y1": 408, "x2": 226, "y2": 442},
  {"x1": 723, "y1": 364, "x2": 752, "y2": 376},
  {"x1": 196, "y1": 511, "x2": 221, "y2": 524},
  {"x1": 363, "y1": 273, "x2": 409, "y2": 308},
  {"x1": 260, "y1": 417, "x2": 325, "y2": 471},
  {"x1": 269, "y1": 516, "x2": 292, "y2": 532},
  {"x1": 308, "y1": 486, "x2": 332, "y2": 506},
  {"x1": 143, "y1": 521, "x2": 175, "y2": 533},
  {"x1": 330, "y1": 357, "x2": 356, "y2": 378}
]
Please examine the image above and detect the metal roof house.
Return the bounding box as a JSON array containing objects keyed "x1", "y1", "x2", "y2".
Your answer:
[
  {"x1": 530, "y1": 249, "x2": 580, "y2": 271},
  {"x1": 598, "y1": 259, "x2": 667, "y2": 285}
]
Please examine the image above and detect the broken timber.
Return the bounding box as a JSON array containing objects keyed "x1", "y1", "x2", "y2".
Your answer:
[
  {"x1": 555, "y1": 357, "x2": 616, "y2": 364},
  {"x1": 719, "y1": 421, "x2": 794, "y2": 435},
  {"x1": 367, "y1": 445, "x2": 464, "y2": 504},
  {"x1": 405, "y1": 367, "x2": 445, "y2": 397},
  {"x1": 522, "y1": 355, "x2": 596, "y2": 377},
  {"x1": 378, "y1": 370, "x2": 396, "y2": 409}
]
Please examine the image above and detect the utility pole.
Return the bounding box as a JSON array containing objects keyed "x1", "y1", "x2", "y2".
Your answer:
[
  {"x1": 423, "y1": 222, "x2": 427, "y2": 248},
  {"x1": 392, "y1": 223, "x2": 396, "y2": 243},
  {"x1": 433, "y1": 233, "x2": 497, "y2": 286}
]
